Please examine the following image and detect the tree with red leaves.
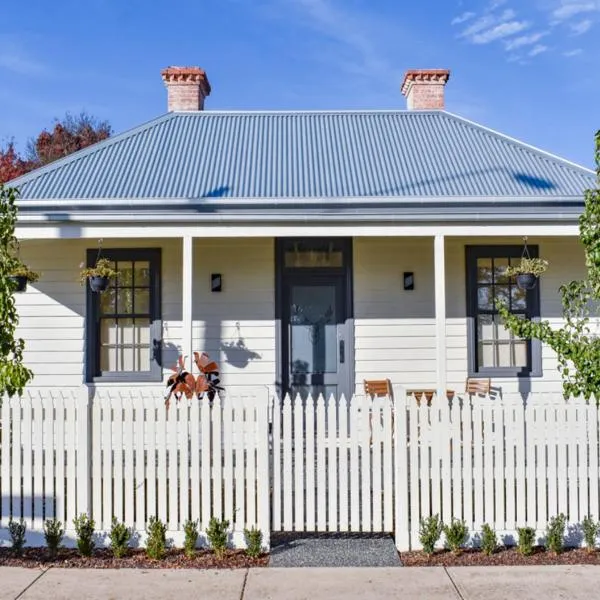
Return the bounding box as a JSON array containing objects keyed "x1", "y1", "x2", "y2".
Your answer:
[
  {"x1": 0, "y1": 112, "x2": 112, "y2": 184},
  {"x1": 26, "y1": 112, "x2": 111, "y2": 167},
  {"x1": 0, "y1": 142, "x2": 34, "y2": 184}
]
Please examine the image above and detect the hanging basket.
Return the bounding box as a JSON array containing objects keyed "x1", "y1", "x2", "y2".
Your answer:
[
  {"x1": 516, "y1": 273, "x2": 538, "y2": 290},
  {"x1": 8, "y1": 275, "x2": 28, "y2": 293},
  {"x1": 88, "y1": 276, "x2": 110, "y2": 293}
]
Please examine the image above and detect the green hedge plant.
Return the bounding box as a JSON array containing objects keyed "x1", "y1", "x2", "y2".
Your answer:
[
  {"x1": 206, "y1": 517, "x2": 229, "y2": 558},
  {"x1": 146, "y1": 516, "x2": 167, "y2": 560},
  {"x1": 183, "y1": 519, "x2": 199, "y2": 559},
  {"x1": 44, "y1": 519, "x2": 64, "y2": 560},
  {"x1": 73, "y1": 513, "x2": 95, "y2": 557},
  {"x1": 582, "y1": 516, "x2": 599, "y2": 552},
  {"x1": 243, "y1": 527, "x2": 263, "y2": 558},
  {"x1": 517, "y1": 527, "x2": 536, "y2": 556},
  {"x1": 8, "y1": 518, "x2": 26, "y2": 556},
  {"x1": 545, "y1": 514, "x2": 566, "y2": 554},
  {"x1": 480, "y1": 523, "x2": 498, "y2": 556},
  {"x1": 443, "y1": 519, "x2": 469, "y2": 554},
  {"x1": 109, "y1": 518, "x2": 131, "y2": 559},
  {"x1": 419, "y1": 514, "x2": 443, "y2": 555}
]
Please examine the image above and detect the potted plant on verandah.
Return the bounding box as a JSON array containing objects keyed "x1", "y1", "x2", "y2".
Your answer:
[
  {"x1": 8, "y1": 264, "x2": 40, "y2": 292},
  {"x1": 505, "y1": 257, "x2": 549, "y2": 290},
  {"x1": 79, "y1": 258, "x2": 119, "y2": 293}
]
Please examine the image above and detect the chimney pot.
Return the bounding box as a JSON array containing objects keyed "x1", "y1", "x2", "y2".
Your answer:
[
  {"x1": 401, "y1": 69, "x2": 450, "y2": 110},
  {"x1": 161, "y1": 66, "x2": 211, "y2": 112}
]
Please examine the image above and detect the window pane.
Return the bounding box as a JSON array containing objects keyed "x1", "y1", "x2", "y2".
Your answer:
[
  {"x1": 135, "y1": 319, "x2": 150, "y2": 344},
  {"x1": 477, "y1": 258, "x2": 492, "y2": 284},
  {"x1": 511, "y1": 286, "x2": 527, "y2": 310},
  {"x1": 497, "y1": 342, "x2": 512, "y2": 367},
  {"x1": 496, "y1": 315, "x2": 513, "y2": 340},
  {"x1": 494, "y1": 284, "x2": 510, "y2": 306},
  {"x1": 100, "y1": 346, "x2": 117, "y2": 372},
  {"x1": 478, "y1": 314, "x2": 494, "y2": 341},
  {"x1": 283, "y1": 240, "x2": 344, "y2": 268},
  {"x1": 117, "y1": 261, "x2": 134, "y2": 286},
  {"x1": 478, "y1": 286, "x2": 493, "y2": 310},
  {"x1": 134, "y1": 289, "x2": 150, "y2": 314},
  {"x1": 134, "y1": 261, "x2": 151, "y2": 286},
  {"x1": 494, "y1": 258, "x2": 509, "y2": 284},
  {"x1": 100, "y1": 319, "x2": 117, "y2": 345},
  {"x1": 136, "y1": 346, "x2": 150, "y2": 370},
  {"x1": 479, "y1": 342, "x2": 495, "y2": 367},
  {"x1": 119, "y1": 318, "x2": 134, "y2": 345},
  {"x1": 513, "y1": 341, "x2": 528, "y2": 367},
  {"x1": 99, "y1": 288, "x2": 116, "y2": 314},
  {"x1": 117, "y1": 288, "x2": 133, "y2": 313},
  {"x1": 117, "y1": 345, "x2": 135, "y2": 371}
]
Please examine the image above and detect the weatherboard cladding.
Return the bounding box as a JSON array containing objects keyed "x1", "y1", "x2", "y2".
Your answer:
[{"x1": 14, "y1": 111, "x2": 594, "y2": 201}]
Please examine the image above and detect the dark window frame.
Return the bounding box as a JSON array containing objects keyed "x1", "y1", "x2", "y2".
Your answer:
[
  {"x1": 465, "y1": 245, "x2": 542, "y2": 378},
  {"x1": 85, "y1": 248, "x2": 162, "y2": 383}
]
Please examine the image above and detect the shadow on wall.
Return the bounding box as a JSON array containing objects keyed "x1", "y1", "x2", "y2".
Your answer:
[{"x1": 219, "y1": 322, "x2": 262, "y2": 369}]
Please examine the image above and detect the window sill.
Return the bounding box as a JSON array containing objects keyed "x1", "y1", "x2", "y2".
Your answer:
[{"x1": 468, "y1": 369, "x2": 543, "y2": 379}]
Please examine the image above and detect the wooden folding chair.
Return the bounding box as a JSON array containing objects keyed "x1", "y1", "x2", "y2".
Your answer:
[
  {"x1": 465, "y1": 377, "x2": 491, "y2": 396},
  {"x1": 363, "y1": 379, "x2": 393, "y2": 399}
]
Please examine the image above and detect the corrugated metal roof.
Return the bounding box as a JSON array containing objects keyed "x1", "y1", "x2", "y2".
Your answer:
[{"x1": 12, "y1": 110, "x2": 595, "y2": 201}]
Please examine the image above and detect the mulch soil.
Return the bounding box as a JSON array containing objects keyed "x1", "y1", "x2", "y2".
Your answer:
[
  {"x1": 0, "y1": 547, "x2": 268, "y2": 569},
  {"x1": 400, "y1": 546, "x2": 600, "y2": 566}
]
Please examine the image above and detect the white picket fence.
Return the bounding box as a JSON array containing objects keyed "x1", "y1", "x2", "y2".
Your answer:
[
  {"x1": 1, "y1": 387, "x2": 600, "y2": 550},
  {"x1": 0, "y1": 389, "x2": 270, "y2": 548}
]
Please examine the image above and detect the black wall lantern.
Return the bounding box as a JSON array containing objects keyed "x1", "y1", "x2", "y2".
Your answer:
[
  {"x1": 211, "y1": 273, "x2": 222, "y2": 292},
  {"x1": 403, "y1": 272, "x2": 414, "y2": 290}
]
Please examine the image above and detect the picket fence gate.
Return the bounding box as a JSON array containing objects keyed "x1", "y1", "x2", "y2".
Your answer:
[{"x1": 1, "y1": 387, "x2": 600, "y2": 550}]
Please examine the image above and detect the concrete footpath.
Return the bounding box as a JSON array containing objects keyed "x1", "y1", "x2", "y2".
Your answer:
[{"x1": 2, "y1": 565, "x2": 600, "y2": 600}]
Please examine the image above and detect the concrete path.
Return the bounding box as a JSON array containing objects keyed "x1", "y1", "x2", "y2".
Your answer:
[{"x1": 1, "y1": 565, "x2": 600, "y2": 599}]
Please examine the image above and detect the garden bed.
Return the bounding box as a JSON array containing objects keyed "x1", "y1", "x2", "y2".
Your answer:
[
  {"x1": 0, "y1": 547, "x2": 268, "y2": 569},
  {"x1": 400, "y1": 546, "x2": 600, "y2": 567}
]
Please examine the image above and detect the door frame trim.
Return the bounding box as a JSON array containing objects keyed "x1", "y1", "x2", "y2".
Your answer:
[{"x1": 275, "y1": 238, "x2": 354, "y2": 399}]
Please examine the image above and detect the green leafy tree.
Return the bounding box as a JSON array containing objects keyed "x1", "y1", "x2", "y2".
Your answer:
[
  {"x1": 0, "y1": 184, "x2": 34, "y2": 398},
  {"x1": 498, "y1": 131, "x2": 600, "y2": 399}
]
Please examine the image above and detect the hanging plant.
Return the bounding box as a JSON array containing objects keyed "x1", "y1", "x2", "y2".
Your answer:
[
  {"x1": 9, "y1": 264, "x2": 40, "y2": 293},
  {"x1": 506, "y1": 257, "x2": 549, "y2": 290},
  {"x1": 79, "y1": 258, "x2": 119, "y2": 293}
]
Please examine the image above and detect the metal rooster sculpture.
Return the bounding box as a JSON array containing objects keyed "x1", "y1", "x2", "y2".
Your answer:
[{"x1": 165, "y1": 351, "x2": 224, "y2": 408}]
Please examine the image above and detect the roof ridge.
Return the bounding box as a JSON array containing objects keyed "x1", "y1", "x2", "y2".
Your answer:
[
  {"x1": 441, "y1": 111, "x2": 594, "y2": 175},
  {"x1": 10, "y1": 112, "x2": 176, "y2": 187}
]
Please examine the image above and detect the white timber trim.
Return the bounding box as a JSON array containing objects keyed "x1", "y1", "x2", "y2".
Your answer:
[
  {"x1": 182, "y1": 236, "x2": 194, "y2": 373},
  {"x1": 434, "y1": 234, "x2": 447, "y2": 401},
  {"x1": 15, "y1": 223, "x2": 580, "y2": 240}
]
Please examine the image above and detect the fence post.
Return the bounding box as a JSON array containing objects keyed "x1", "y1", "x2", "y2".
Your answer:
[
  {"x1": 394, "y1": 385, "x2": 410, "y2": 550},
  {"x1": 77, "y1": 387, "x2": 92, "y2": 517},
  {"x1": 256, "y1": 388, "x2": 271, "y2": 550}
]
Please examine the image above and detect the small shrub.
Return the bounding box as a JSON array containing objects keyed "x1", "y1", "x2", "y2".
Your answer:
[
  {"x1": 244, "y1": 527, "x2": 263, "y2": 558},
  {"x1": 146, "y1": 516, "x2": 167, "y2": 560},
  {"x1": 109, "y1": 518, "x2": 132, "y2": 559},
  {"x1": 517, "y1": 526, "x2": 536, "y2": 556},
  {"x1": 206, "y1": 517, "x2": 229, "y2": 558},
  {"x1": 582, "y1": 516, "x2": 600, "y2": 552},
  {"x1": 183, "y1": 519, "x2": 199, "y2": 559},
  {"x1": 545, "y1": 514, "x2": 566, "y2": 554},
  {"x1": 419, "y1": 514, "x2": 443, "y2": 555},
  {"x1": 44, "y1": 519, "x2": 64, "y2": 559},
  {"x1": 73, "y1": 513, "x2": 95, "y2": 557},
  {"x1": 480, "y1": 523, "x2": 498, "y2": 556},
  {"x1": 443, "y1": 519, "x2": 469, "y2": 554},
  {"x1": 8, "y1": 518, "x2": 26, "y2": 555}
]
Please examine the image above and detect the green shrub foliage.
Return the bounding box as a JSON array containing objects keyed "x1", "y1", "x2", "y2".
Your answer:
[
  {"x1": 443, "y1": 519, "x2": 469, "y2": 553},
  {"x1": 73, "y1": 513, "x2": 95, "y2": 557},
  {"x1": 545, "y1": 514, "x2": 566, "y2": 554},
  {"x1": 243, "y1": 527, "x2": 263, "y2": 558},
  {"x1": 517, "y1": 527, "x2": 536, "y2": 556},
  {"x1": 43, "y1": 519, "x2": 64, "y2": 559},
  {"x1": 582, "y1": 516, "x2": 599, "y2": 552},
  {"x1": 146, "y1": 516, "x2": 167, "y2": 560},
  {"x1": 206, "y1": 517, "x2": 229, "y2": 558},
  {"x1": 183, "y1": 519, "x2": 199, "y2": 559},
  {"x1": 109, "y1": 518, "x2": 132, "y2": 559},
  {"x1": 419, "y1": 514, "x2": 443, "y2": 555},
  {"x1": 480, "y1": 523, "x2": 498, "y2": 556},
  {"x1": 8, "y1": 518, "x2": 26, "y2": 555}
]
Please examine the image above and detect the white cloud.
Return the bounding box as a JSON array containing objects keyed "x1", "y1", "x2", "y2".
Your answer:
[
  {"x1": 563, "y1": 47, "x2": 583, "y2": 55},
  {"x1": 504, "y1": 31, "x2": 547, "y2": 50},
  {"x1": 552, "y1": 2, "x2": 597, "y2": 22},
  {"x1": 459, "y1": 9, "x2": 516, "y2": 38},
  {"x1": 0, "y1": 37, "x2": 48, "y2": 76},
  {"x1": 488, "y1": 0, "x2": 508, "y2": 9},
  {"x1": 471, "y1": 20, "x2": 530, "y2": 43},
  {"x1": 570, "y1": 18, "x2": 593, "y2": 33},
  {"x1": 451, "y1": 11, "x2": 475, "y2": 25},
  {"x1": 529, "y1": 44, "x2": 548, "y2": 56}
]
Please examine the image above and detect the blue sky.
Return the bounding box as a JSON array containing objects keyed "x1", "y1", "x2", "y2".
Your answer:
[{"x1": 1, "y1": 0, "x2": 598, "y2": 168}]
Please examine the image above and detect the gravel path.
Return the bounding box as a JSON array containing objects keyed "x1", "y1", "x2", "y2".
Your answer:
[{"x1": 269, "y1": 533, "x2": 401, "y2": 567}]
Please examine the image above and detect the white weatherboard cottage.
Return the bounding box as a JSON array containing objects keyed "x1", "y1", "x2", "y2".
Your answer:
[
  {"x1": 10, "y1": 67, "x2": 596, "y2": 401},
  {"x1": 2, "y1": 67, "x2": 599, "y2": 551}
]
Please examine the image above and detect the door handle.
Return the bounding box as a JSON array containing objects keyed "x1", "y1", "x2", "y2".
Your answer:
[{"x1": 339, "y1": 339, "x2": 345, "y2": 364}]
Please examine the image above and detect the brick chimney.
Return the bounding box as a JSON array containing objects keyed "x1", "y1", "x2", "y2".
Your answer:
[
  {"x1": 401, "y1": 69, "x2": 450, "y2": 110},
  {"x1": 161, "y1": 66, "x2": 211, "y2": 112}
]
